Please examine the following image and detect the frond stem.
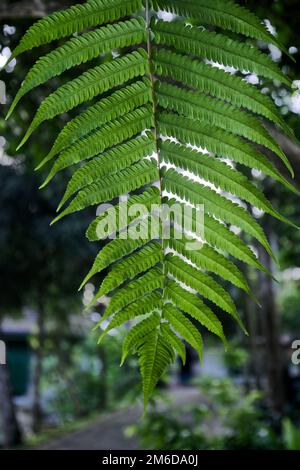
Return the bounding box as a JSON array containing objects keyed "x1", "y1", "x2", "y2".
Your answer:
[{"x1": 145, "y1": 0, "x2": 166, "y2": 312}]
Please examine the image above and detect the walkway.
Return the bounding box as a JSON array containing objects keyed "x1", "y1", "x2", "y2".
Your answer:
[{"x1": 38, "y1": 386, "x2": 201, "y2": 450}]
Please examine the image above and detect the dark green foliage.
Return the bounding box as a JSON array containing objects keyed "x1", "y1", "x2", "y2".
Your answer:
[{"x1": 5, "y1": 0, "x2": 298, "y2": 407}]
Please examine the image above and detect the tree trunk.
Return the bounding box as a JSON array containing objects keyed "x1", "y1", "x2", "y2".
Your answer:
[
  {"x1": 32, "y1": 306, "x2": 45, "y2": 433},
  {"x1": 0, "y1": 322, "x2": 22, "y2": 447},
  {"x1": 57, "y1": 345, "x2": 83, "y2": 418},
  {"x1": 244, "y1": 287, "x2": 262, "y2": 391},
  {"x1": 258, "y1": 224, "x2": 284, "y2": 414},
  {"x1": 239, "y1": 232, "x2": 262, "y2": 391}
]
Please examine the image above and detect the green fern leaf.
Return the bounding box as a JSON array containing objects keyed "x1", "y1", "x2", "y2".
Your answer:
[
  {"x1": 7, "y1": 18, "x2": 147, "y2": 119},
  {"x1": 80, "y1": 221, "x2": 155, "y2": 290},
  {"x1": 86, "y1": 187, "x2": 160, "y2": 241},
  {"x1": 165, "y1": 198, "x2": 267, "y2": 272},
  {"x1": 164, "y1": 168, "x2": 273, "y2": 256},
  {"x1": 18, "y1": 49, "x2": 149, "y2": 149},
  {"x1": 165, "y1": 280, "x2": 227, "y2": 346},
  {"x1": 41, "y1": 105, "x2": 154, "y2": 188},
  {"x1": 161, "y1": 323, "x2": 186, "y2": 365},
  {"x1": 8, "y1": 0, "x2": 297, "y2": 407},
  {"x1": 51, "y1": 159, "x2": 159, "y2": 223},
  {"x1": 9, "y1": 0, "x2": 143, "y2": 60},
  {"x1": 38, "y1": 79, "x2": 152, "y2": 170},
  {"x1": 161, "y1": 141, "x2": 296, "y2": 224},
  {"x1": 100, "y1": 267, "x2": 163, "y2": 325},
  {"x1": 98, "y1": 291, "x2": 162, "y2": 342},
  {"x1": 163, "y1": 303, "x2": 203, "y2": 361},
  {"x1": 157, "y1": 83, "x2": 293, "y2": 170},
  {"x1": 166, "y1": 253, "x2": 246, "y2": 333},
  {"x1": 159, "y1": 113, "x2": 293, "y2": 180},
  {"x1": 168, "y1": 238, "x2": 251, "y2": 294},
  {"x1": 90, "y1": 241, "x2": 163, "y2": 303},
  {"x1": 154, "y1": 49, "x2": 293, "y2": 138},
  {"x1": 58, "y1": 133, "x2": 156, "y2": 209},
  {"x1": 153, "y1": 0, "x2": 288, "y2": 53},
  {"x1": 153, "y1": 20, "x2": 290, "y2": 85},
  {"x1": 108, "y1": 266, "x2": 163, "y2": 311},
  {"x1": 138, "y1": 328, "x2": 174, "y2": 409},
  {"x1": 121, "y1": 312, "x2": 161, "y2": 366}
]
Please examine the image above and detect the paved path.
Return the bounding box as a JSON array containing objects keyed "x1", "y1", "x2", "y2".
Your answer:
[{"x1": 38, "y1": 387, "x2": 201, "y2": 450}]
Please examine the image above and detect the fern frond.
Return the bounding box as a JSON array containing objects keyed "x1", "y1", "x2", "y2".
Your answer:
[
  {"x1": 86, "y1": 186, "x2": 161, "y2": 241},
  {"x1": 164, "y1": 169, "x2": 273, "y2": 256},
  {"x1": 41, "y1": 105, "x2": 154, "y2": 188},
  {"x1": 7, "y1": 18, "x2": 147, "y2": 119},
  {"x1": 159, "y1": 108, "x2": 294, "y2": 178},
  {"x1": 138, "y1": 328, "x2": 174, "y2": 409},
  {"x1": 166, "y1": 253, "x2": 246, "y2": 333},
  {"x1": 92, "y1": 241, "x2": 163, "y2": 299},
  {"x1": 153, "y1": 20, "x2": 290, "y2": 85},
  {"x1": 8, "y1": 0, "x2": 297, "y2": 407},
  {"x1": 165, "y1": 280, "x2": 227, "y2": 345},
  {"x1": 154, "y1": 49, "x2": 293, "y2": 138},
  {"x1": 102, "y1": 267, "x2": 163, "y2": 324},
  {"x1": 98, "y1": 291, "x2": 162, "y2": 341},
  {"x1": 80, "y1": 225, "x2": 153, "y2": 290},
  {"x1": 51, "y1": 158, "x2": 158, "y2": 223},
  {"x1": 161, "y1": 141, "x2": 295, "y2": 225},
  {"x1": 38, "y1": 79, "x2": 152, "y2": 169},
  {"x1": 201, "y1": 216, "x2": 261, "y2": 270},
  {"x1": 85, "y1": 187, "x2": 160, "y2": 245},
  {"x1": 165, "y1": 198, "x2": 266, "y2": 272},
  {"x1": 160, "y1": 323, "x2": 186, "y2": 364},
  {"x1": 163, "y1": 303, "x2": 203, "y2": 361},
  {"x1": 152, "y1": 0, "x2": 288, "y2": 53},
  {"x1": 121, "y1": 312, "x2": 161, "y2": 366},
  {"x1": 58, "y1": 133, "x2": 155, "y2": 209},
  {"x1": 9, "y1": 0, "x2": 143, "y2": 60},
  {"x1": 168, "y1": 238, "x2": 251, "y2": 294},
  {"x1": 18, "y1": 49, "x2": 149, "y2": 149},
  {"x1": 157, "y1": 82, "x2": 292, "y2": 168}
]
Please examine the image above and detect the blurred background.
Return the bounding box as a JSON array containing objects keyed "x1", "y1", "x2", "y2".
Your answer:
[{"x1": 1, "y1": 0, "x2": 300, "y2": 450}]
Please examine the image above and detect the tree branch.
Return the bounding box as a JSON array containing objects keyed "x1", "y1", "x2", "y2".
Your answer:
[{"x1": 0, "y1": 0, "x2": 83, "y2": 19}]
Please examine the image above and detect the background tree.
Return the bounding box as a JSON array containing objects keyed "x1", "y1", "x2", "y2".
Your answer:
[{"x1": 0, "y1": 16, "x2": 97, "y2": 440}]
